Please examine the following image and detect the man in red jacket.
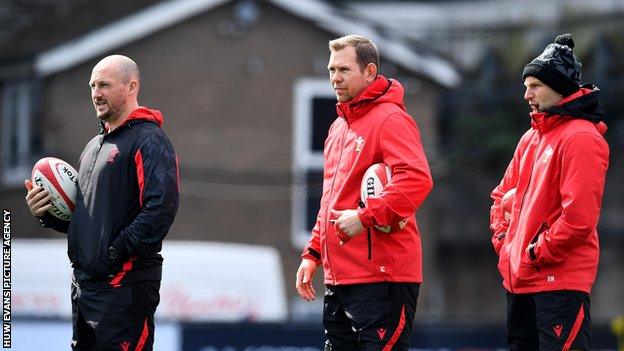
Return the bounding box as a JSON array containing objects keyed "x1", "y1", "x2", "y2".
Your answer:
[
  {"x1": 295, "y1": 34, "x2": 433, "y2": 350},
  {"x1": 490, "y1": 34, "x2": 609, "y2": 351}
]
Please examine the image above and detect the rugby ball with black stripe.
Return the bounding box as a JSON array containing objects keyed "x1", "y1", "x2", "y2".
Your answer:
[
  {"x1": 360, "y1": 163, "x2": 408, "y2": 233},
  {"x1": 31, "y1": 157, "x2": 78, "y2": 221}
]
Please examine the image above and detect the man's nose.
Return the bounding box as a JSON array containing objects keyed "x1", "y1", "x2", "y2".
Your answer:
[
  {"x1": 331, "y1": 72, "x2": 342, "y2": 84},
  {"x1": 92, "y1": 87, "x2": 101, "y2": 98},
  {"x1": 524, "y1": 88, "x2": 532, "y2": 101}
]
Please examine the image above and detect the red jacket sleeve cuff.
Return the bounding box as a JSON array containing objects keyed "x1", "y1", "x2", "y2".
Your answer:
[{"x1": 301, "y1": 247, "x2": 322, "y2": 265}]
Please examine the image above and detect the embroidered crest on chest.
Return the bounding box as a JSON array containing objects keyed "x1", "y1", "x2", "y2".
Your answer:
[
  {"x1": 541, "y1": 146, "x2": 554, "y2": 164},
  {"x1": 107, "y1": 146, "x2": 120, "y2": 164},
  {"x1": 355, "y1": 136, "x2": 365, "y2": 152}
]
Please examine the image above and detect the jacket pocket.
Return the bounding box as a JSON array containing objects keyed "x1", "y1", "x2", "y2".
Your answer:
[
  {"x1": 529, "y1": 222, "x2": 548, "y2": 246},
  {"x1": 527, "y1": 222, "x2": 548, "y2": 270},
  {"x1": 88, "y1": 251, "x2": 119, "y2": 277},
  {"x1": 358, "y1": 201, "x2": 372, "y2": 260}
]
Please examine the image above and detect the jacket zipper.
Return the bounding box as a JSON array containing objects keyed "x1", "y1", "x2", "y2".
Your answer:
[
  {"x1": 324, "y1": 123, "x2": 350, "y2": 283},
  {"x1": 508, "y1": 133, "x2": 541, "y2": 293},
  {"x1": 82, "y1": 139, "x2": 104, "y2": 202},
  {"x1": 82, "y1": 124, "x2": 128, "y2": 204}
]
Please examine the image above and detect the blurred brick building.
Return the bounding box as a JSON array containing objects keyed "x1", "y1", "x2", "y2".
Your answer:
[{"x1": 0, "y1": 0, "x2": 458, "y2": 321}]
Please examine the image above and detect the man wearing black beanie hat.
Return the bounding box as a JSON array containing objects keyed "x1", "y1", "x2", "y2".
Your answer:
[
  {"x1": 522, "y1": 33, "x2": 582, "y2": 97},
  {"x1": 489, "y1": 34, "x2": 609, "y2": 351}
]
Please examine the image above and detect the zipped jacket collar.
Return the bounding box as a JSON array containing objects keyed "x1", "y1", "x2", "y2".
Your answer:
[
  {"x1": 530, "y1": 85, "x2": 606, "y2": 135},
  {"x1": 336, "y1": 75, "x2": 406, "y2": 124},
  {"x1": 100, "y1": 107, "x2": 164, "y2": 134}
]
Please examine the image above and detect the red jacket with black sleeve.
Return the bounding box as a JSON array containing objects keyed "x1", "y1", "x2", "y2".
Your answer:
[
  {"x1": 490, "y1": 86, "x2": 609, "y2": 294},
  {"x1": 302, "y1": 76, "x2": 433, "y2": 285}
]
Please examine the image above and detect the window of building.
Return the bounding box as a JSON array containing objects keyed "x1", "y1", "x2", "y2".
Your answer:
[
  {"x1": 1, "y1": 80, "x2": 40, "y2": 186},
  {"x1": 291, "y1": 78, "x2": 336, "y2": 249}
]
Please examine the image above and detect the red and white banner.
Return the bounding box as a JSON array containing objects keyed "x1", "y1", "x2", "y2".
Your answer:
[{"x1": 12, "y1": 239, "x2": 287, "y2": 322}]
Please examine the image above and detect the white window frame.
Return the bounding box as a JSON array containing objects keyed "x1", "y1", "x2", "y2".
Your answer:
[
  {"x1": 1, "y1": 81, "x2": 35, "y2": 186},
  {"x1": 291, "y1": 78, "x2": 335, "y2": 249}
]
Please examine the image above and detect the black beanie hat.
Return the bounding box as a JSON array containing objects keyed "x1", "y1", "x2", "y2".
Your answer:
[{"x1": 522, "y1": 33, "x2": 582, "y2": 97}]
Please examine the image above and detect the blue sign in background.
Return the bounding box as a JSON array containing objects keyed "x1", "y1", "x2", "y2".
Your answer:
[{"x1": 182, "y1": 323, "x2": 618, "y2": 350}]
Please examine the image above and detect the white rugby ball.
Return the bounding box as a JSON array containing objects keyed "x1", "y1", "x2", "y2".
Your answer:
[
  {"x1": 31, "y1": 157, "x2": 79, "y2": 221},
  {"x1": 360, "y1": 163, "x2": 409, "y2": 233}
]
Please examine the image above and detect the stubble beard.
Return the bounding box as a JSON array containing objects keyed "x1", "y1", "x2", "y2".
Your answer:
[
  {"x1": 97, "y1": 101, "x2": 125, "y2": 125},
  {"x1": 335, "y1": 91, "x2": 352, "y2": 103}
]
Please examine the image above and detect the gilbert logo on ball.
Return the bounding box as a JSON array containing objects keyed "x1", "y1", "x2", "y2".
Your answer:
[
  {"x1": 32, "y1": 157, "x2": 79, "y2": 221},
  {"x1": 360, "y1": 163, "x2": 408, "y2": 233}
]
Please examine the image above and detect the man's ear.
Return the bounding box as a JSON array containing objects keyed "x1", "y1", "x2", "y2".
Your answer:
[
  {"x1": 128, "y1": 80, "x2": 139, "y2": 94},
  {"x1": 365, "y1": 63, "x2": 378, "y2": 82}
]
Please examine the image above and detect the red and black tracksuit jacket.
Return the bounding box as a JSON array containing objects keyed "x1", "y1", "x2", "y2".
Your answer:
[
  {"x1": 302, "y1": 76, "x2": 433, "y2": 286},
  {"x1": 490, "y1": 86, "x2": 609, "y2": 294},
  {"x1": 42, "y1": 107, "x2": 179, "y2": 287}
]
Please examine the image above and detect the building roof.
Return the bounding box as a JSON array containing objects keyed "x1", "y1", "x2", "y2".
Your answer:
[
  {"x1": 349, "y1": 0, "x2": 624, "y2": 34},
  {"x1": 347, "y1": 0, "x2": 624, "y2": 70},
  {"x1": 269, "y1": 0, "x2": 460, "y2": 87},
  {"x1": 1, "y1": 0, "x2": 460, "y2": 87},
  {"x1": 0, "y1": 0, "x2": 162, "y2": 63}
]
